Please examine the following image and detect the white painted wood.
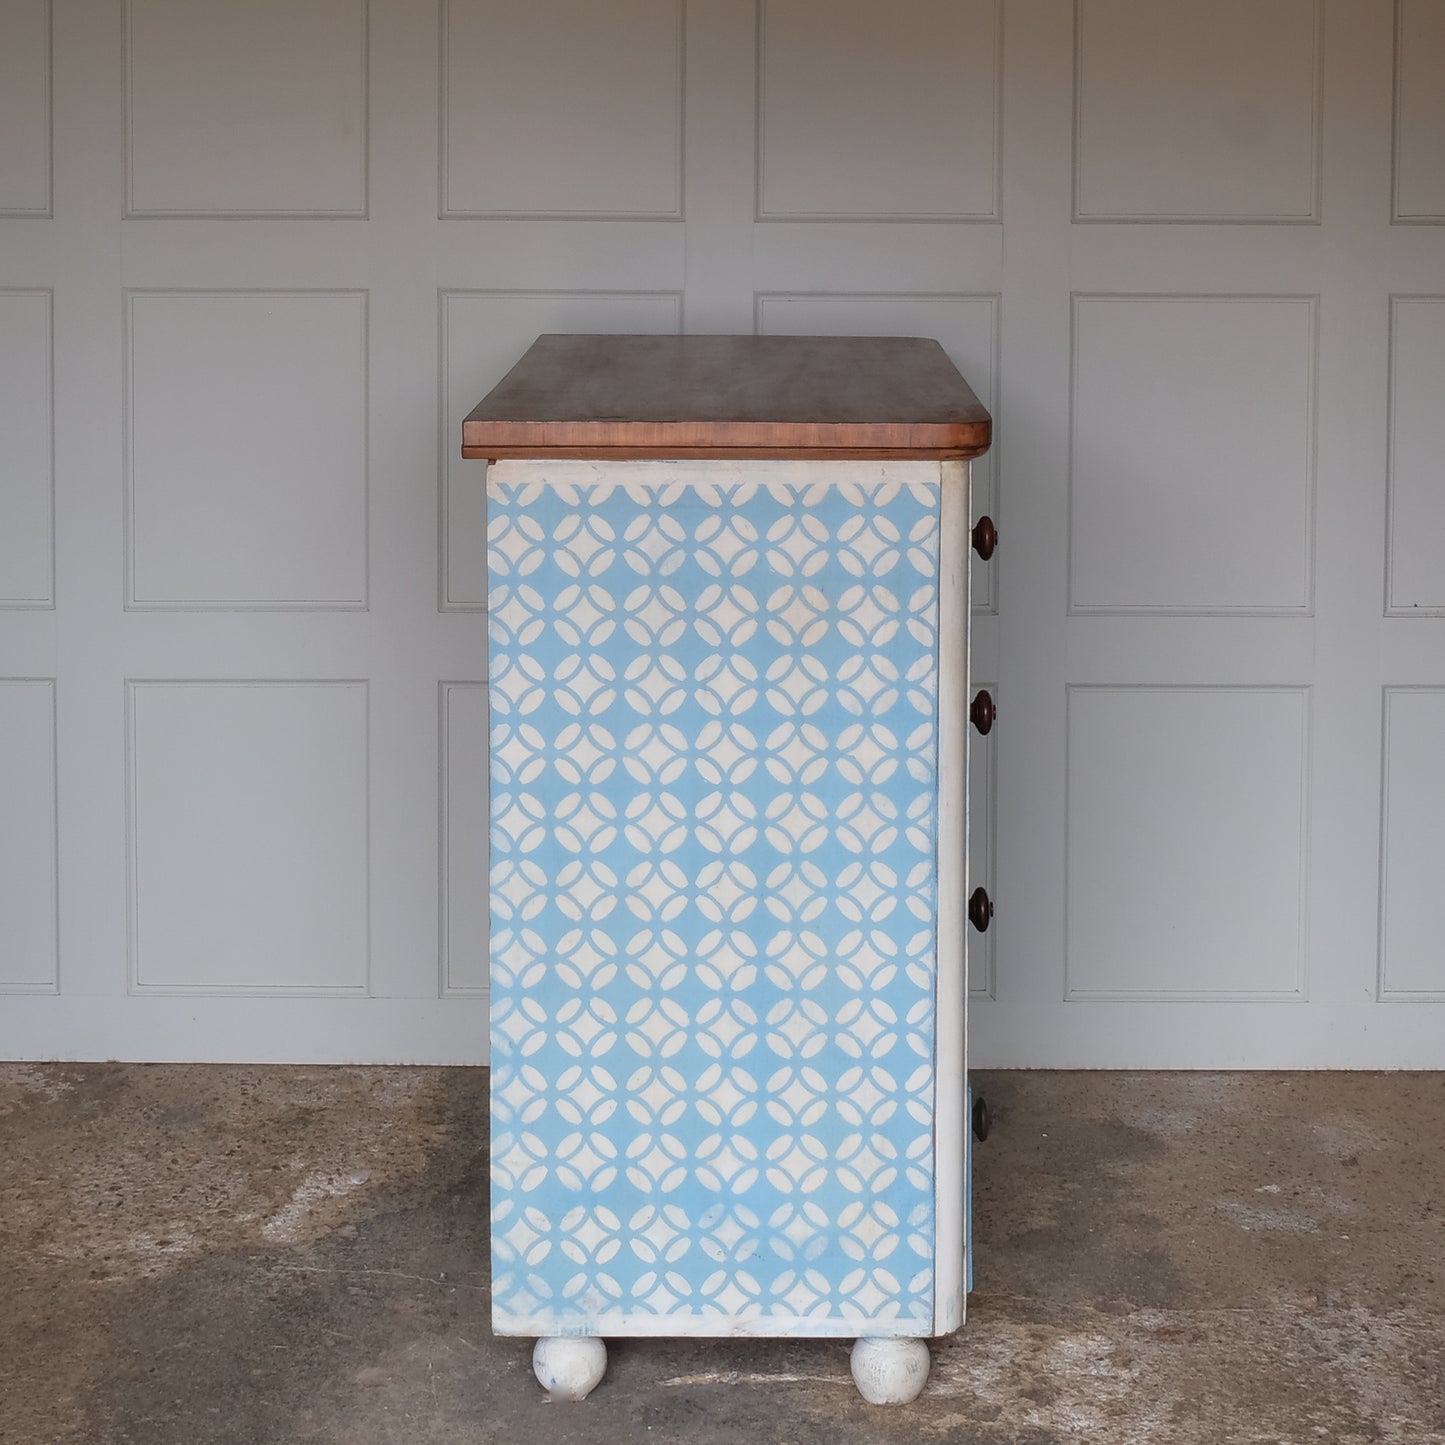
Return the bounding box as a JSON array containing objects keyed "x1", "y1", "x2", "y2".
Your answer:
[
  {"x1": 1070, "y1": 297, "x2": 1315, "y2": 614},
  {"x1": 1387, "y1": 298, "x2": 1445, "y2": 612},
  {"x1": 0, "y1": 0, "x2": 50, "y2": 215},
  {"x1": 932, "y1": 459, "x2": 968, "y2": 1335},
  {"x1": 532, "y1": 1337, "x2": 607, "y2": 1401},
  {"x1": 1067, "y1": 688, "x2": 1308, "y2": 1000},
  {"x1": 486, "y1": 455, "x2": 959, "y2": 1345},
  {"x1": 128, "y1": 681, "x2": 369, "y2": 992},
  {"x1": 676, "y1": 1, "x2": 756, "y2": 336},
  {"x1": 758, "y1": 0, "x2": 998, "y2": 220},
  {"x1": 1380, "y1": 689, "x2": 1445, "y2": 999},
  {"x1": 498, "y1": 1309, "x2": 926, "y2": 1341},
  {"x1": 442, "y1": 0, "x2": 683, "y2": 217},
  {"x1": 1075, "y1": 0, "x2": 1319, "y2": 222},
  {"x1": 0, "y1": 680, "x2": 58, "y2": 991},
  {"x1": 987, "y1": 0, "x2": 1416, "y2": 1065},
  {"x1": 0, "y1": 290, "x2": 54, "y2": 606},
  {"x1": 0, "y1": 997, "x2": 488, "y2": 1065},
  {"x1": 1393, "y1": 0, "x2": 1445, "y2": 222},
  {"x1": 126, "y1": 0, "x2": 366, "y2": 216},
  {"x1": 849, "y1": 1337, "x2": 931, "y2": 1406},
  {"x1": 440, "y1": 681, "x2": 489, "y2": 994},
  {"x1": 440, "y1": 291, "x2": 681, "y2": 610},
  {"x1": 755, "y1": 293, "x2": 999, "y2": 614},
  {"x1": 126, "y1": 292, "x2": 368, "y2": 608}
]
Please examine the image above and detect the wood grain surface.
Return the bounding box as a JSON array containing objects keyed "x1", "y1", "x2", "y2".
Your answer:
[{"x1": 461, "y1": 334, "x2": 993, "y2": 460}]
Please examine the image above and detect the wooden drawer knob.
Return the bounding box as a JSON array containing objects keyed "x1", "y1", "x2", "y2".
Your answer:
[
  {"x1": 968, "y1": 886, "x2": 993, "y2": 933},
  {"x1": 972, "y1": 1095, "x2": 991, "y2": 1141},
  {"x1": 970, "y1": 689, "x2": 995, "y2": 735},
  {"x1": 971, "y1": 516, "x2": 997, "y2": 561}
]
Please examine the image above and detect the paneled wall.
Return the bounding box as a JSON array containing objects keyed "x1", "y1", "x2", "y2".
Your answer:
[{"x1": 0, "y1": 0, "x2": 1441, "y2": 1066}]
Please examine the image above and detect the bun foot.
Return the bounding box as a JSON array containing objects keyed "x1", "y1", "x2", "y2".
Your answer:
[
  {"x1": 532, "y1": 1336, "x2": 607, "y2": 1401},
  {"x1": 849, "y1": 1336, "x2": 930, "y2": 1405}
]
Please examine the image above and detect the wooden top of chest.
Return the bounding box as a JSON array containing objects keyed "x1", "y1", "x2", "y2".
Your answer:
[{"x1": 461, "y1": 334, "x2": 992, "y2": 461}]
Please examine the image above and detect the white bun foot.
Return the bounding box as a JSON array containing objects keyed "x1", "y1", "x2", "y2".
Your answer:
[
  {"x1": 531, "y1": 1336, "x2": 607, "y2": 1401},
  {"x1": 849, "y1": 1336, "x2": 931, "y2": 1405}
]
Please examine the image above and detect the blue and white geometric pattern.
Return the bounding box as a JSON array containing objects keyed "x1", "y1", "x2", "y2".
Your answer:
[{"x1": 488, "y1": 463, "x2": 942, "y2": 1335}]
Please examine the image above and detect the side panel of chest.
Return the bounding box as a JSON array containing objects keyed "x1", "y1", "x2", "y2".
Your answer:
[{"x1": 486, "y1": 458, "x2": 968, "y2": 1339}]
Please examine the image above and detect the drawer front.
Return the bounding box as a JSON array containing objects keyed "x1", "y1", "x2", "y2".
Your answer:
[{"x1": 486, "y1": 458, "x2": 962, "y2": 1338}]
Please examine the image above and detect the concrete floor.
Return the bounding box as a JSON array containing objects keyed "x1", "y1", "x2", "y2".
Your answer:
[{"x1": 2, "y1": 1067, "x2": 1442, "y2": 1445}]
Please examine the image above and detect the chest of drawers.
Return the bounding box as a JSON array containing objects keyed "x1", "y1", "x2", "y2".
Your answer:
[{"x1": 463, "y1": 334, "x2": 994, "y2": 1404}]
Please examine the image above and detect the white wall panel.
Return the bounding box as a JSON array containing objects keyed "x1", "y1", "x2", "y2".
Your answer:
[
  {"x1": 126, "y1": 0, "x2": 367, "y2": 216},
  {"x1": 1380, "y1": 690, "x2": 1445, "y2": 998},
  {"x1": 1, "y1": 0, "x2": 1436, "y2": 1067},
  {"x1": 0, "y1": 0, "x2": 50, "y2": 215},
  {"x1": 757, "y1": 0, "x2": 998, "y2": 220},
  {"x1": 1066, "y1": 688, "x2": 1308, "y2": 999},
  {"x1": 440, "y1": 682, "x2": 489, "y2": 995},
  {"x1": 128, "y1": 681, "x2": 369, "y2": 993},
  {"x1": 0, "y1": 291, "x2": 53, "y2": 607},
  {"x1": 440, "y1": 290, "x2": 681, "y2": 609},
  {"x1": 442, "y1": 0, "x2": 683, "y2": 218},
  {"x1": 0, "y1": 681, "x2": 57, "y2": 991},
  {"x1": 127, "y1": 292, "x2": 367, "y2": 609},
  {"x1": 1071, "y1": 296, "x2": 1315, "y2": 614},
  {"x1": 756, "y1": 292, "x2": 1000, "y2": 612},
  {"x1": 1393, "y1": 0, "x2": 1445, "y2": 222},
  {"x1": 1388, "y1": 298, "x2": 1445, "y2": 613},
  {"x1": 1075, "y1": 0, "x2": 1320, "y2": 222}
]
